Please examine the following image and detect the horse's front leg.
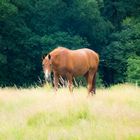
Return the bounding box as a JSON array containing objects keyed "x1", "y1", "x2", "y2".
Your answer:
[
  {"x1": 66, "y1": 73, "x2": 73, "y2": 93},
  {"x1": 53, "y1": 72, "x2": 59, "y2": 94}
]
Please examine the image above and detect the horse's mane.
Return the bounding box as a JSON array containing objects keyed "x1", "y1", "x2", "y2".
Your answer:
[{"x1": 50, "y1": 46, "x2": 69, "y2": 56}]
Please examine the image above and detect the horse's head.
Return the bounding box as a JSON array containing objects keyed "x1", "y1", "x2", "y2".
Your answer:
[{"x1": 42, "y1": 54, "x2": 52, "y2": 82}]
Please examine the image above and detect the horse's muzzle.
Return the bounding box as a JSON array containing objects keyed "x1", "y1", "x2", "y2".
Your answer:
[{"x1": 44, "y1": 70, "x2": 51, "y2": 82}]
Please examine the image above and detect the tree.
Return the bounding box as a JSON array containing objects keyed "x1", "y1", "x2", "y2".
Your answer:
[
  {"x1": 127, "y1": 56, "x2": 140, "y2": 85},
  {"x1": 101, "y1": 17, "x2": 140, "y2": 85},
  {"x1": 0, "y1": 0, "x2": 42, "y2": 86},
  {"x1": 102, "y1": 0, "x2": 140, "y2": 28},
  {"x1": 41, "y1": 32, "x2": 89, "y2": 54}
]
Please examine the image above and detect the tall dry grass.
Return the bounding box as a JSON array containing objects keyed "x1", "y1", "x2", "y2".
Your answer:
[{"x1": 0, "y1": 84, "x2": 140, "y2": 140}]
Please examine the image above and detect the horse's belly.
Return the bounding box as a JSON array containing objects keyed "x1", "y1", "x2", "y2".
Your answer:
[
  {"x1": 72, "y1": 68, "x2": 87, "y2": 76},
  {"x1": 57, "y1": 67, "x2": 87, "y2": 77},
  {"x1": 71, "y1": 63, "x2": 89, "y2": 76}
]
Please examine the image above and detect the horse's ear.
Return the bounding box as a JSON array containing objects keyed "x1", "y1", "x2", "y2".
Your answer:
[
  {"x1": 48, "y1": 54, "x2": 51, "y2": 60},
  {"x1": 42, "y1": 54, "x2": 47, "y2": 60}
]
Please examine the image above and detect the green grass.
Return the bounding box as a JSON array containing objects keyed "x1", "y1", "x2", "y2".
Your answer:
[{"x1": 0, "y1": 84, "x2": 140, "y2": 140}]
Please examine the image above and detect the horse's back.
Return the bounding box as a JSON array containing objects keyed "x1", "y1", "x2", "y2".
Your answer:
[
  {"x1": 67, "y1": 48, "x2": 99, "y2": 75},
  {"x1": 71, "y1": 48, "x2": 99, "y2": 68}
]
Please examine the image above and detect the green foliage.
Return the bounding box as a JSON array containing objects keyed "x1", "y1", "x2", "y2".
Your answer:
[
  {"x1": 0, "y1": 0, "x2": 17, "y2": 19},
  {"x1": 127, "y1": 56, "x2": 140, "y2": 86},
  {"x1": 101, "y1": 17, "x2": 140, "y2": 85},
  {"x1": 96, "y1": 73, "x2": 104, "y2": 88},
  {"x1": 103, "y1": 0, "x2": 140, "y2": 28},
  {"x1": 101, "y1": 41, "x2": 127, "y2": 84},
  {"x1": 41, "y1": 32, "x2": 89, "y2": 53}
]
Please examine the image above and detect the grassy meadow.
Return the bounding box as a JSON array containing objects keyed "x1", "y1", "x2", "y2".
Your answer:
[{"x1": 0, "y1": 84, "x2": 140, "y2": 140}]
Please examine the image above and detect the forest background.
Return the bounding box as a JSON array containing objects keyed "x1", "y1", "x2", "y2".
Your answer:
[{"x1": 0, "y1": 0, "x2": 140, "y2": 87}]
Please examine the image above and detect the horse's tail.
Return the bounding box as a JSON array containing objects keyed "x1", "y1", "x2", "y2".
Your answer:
[{"x1": 92, "y1": 71, "x2": 97, "y2": 94}]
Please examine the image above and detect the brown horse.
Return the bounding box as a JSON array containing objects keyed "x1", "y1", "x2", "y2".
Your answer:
[{"x1": 42, "y1": 47, "x2": 99, "y2": 95}]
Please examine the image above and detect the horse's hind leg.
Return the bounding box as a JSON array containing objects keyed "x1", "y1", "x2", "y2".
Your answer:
[
  {"x1": 85, "y1": 70, "x2": 97, "y2": 96},
  {"x1": 86, "y1": 71, "x2": 94, "y2": 96},
  {"x1": 92, "y1": 72, "x2": 97, "y2": 94}
]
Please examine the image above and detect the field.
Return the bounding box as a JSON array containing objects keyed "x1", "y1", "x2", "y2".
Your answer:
[{"x1": 0, "y1": 84, "x2": 140, "y2": 140}]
